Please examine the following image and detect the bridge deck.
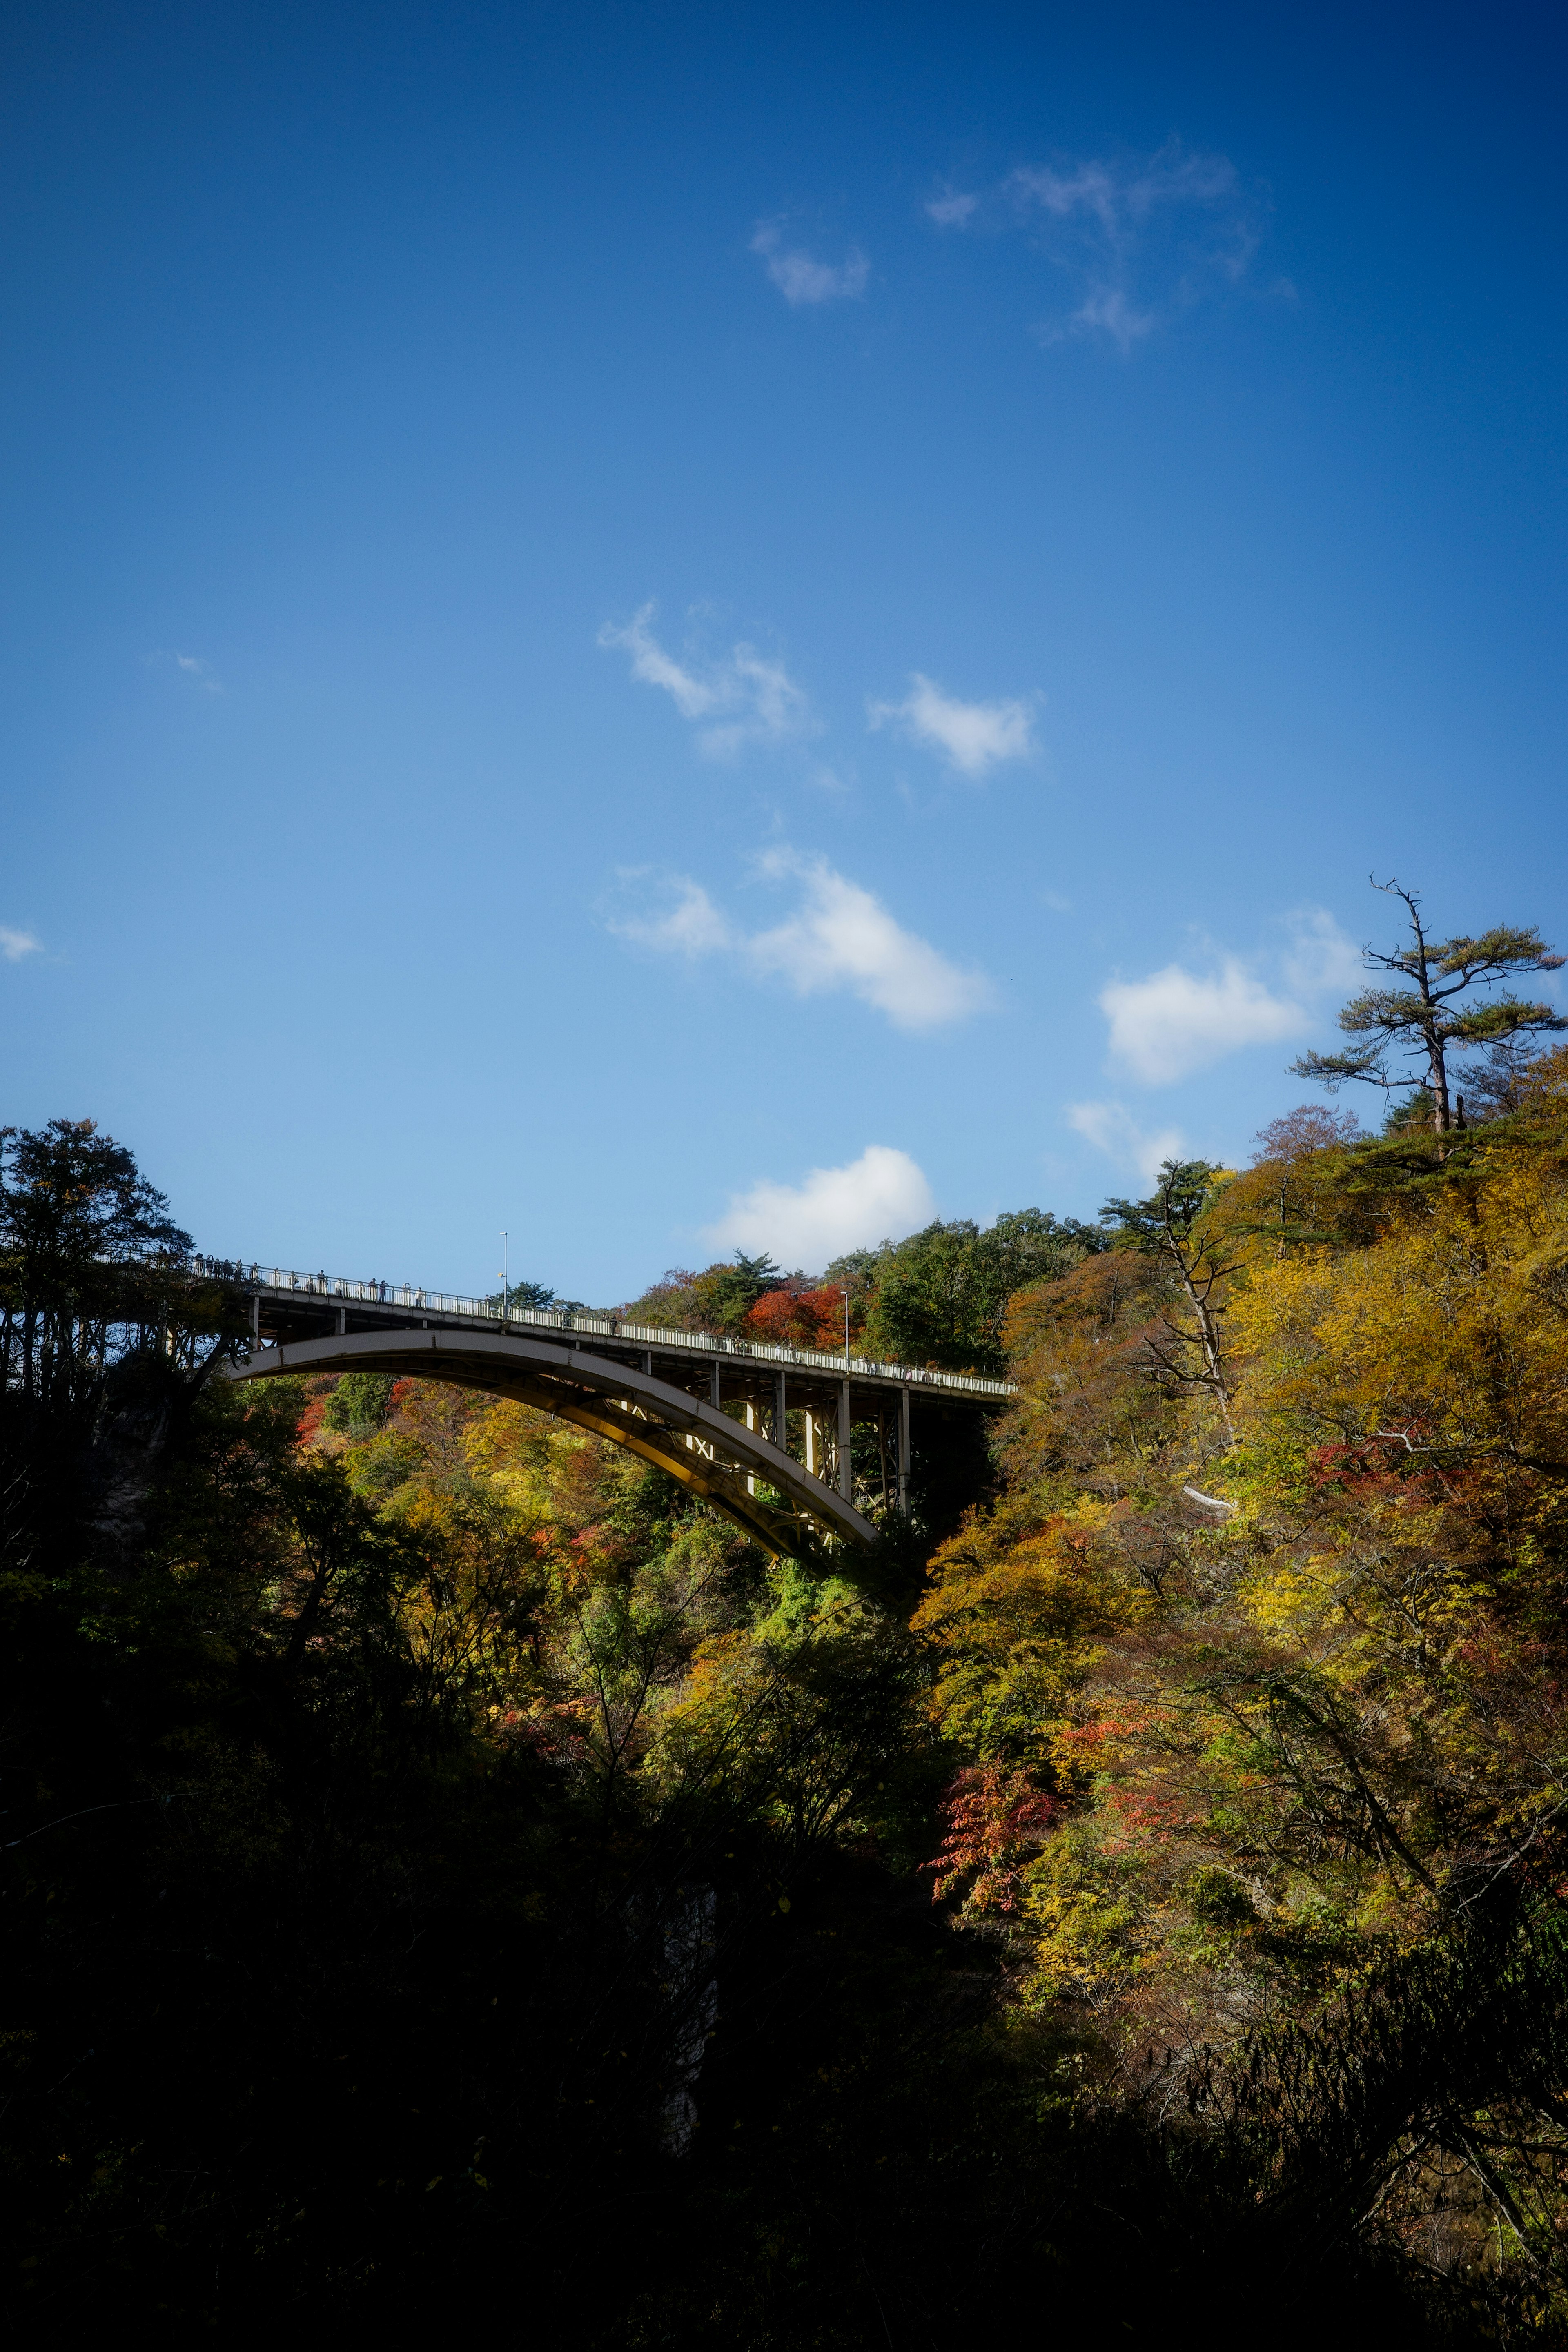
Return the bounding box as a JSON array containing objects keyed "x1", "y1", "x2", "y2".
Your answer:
[{"x1": 236, "y1": 1264, "x2": 1013, "y2": 1419}]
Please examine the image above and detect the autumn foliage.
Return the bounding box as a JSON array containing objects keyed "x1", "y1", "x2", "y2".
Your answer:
[
  {"x1": 9, "y1": 1025, "x2": 1568, "y2": 2333},
  {"x1": 909, "y1": 1045, "x2": 1568, "y2": 2309}
]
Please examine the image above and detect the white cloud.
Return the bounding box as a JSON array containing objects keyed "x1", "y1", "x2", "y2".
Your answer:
[
  {"x1": 867, "y1": 673, "x2": 1036, "y2": 777},
  {"x1": 704, "y1": 1144, "x2": 935, "y2": 1265},
  {"x1": 174, "y1": 652, "x2": 222, "y2": 693},
  {"x1": 1278, "y1": 906, "x2": 1362, "y2": 998},
  {"x1": 0, "y1": 927, "x2": 40, "y2": 962},
  {"x1": 929, "y1": 140, "x2": 1260, "y2": 353},
  {"x1": 597, "y1": 604, "x2": 717, "y2": 719},
  {"x1": 606, "y1": 852, "x2": 993, "y2": 1033},
  {"x1": 611, "y1": 877, "x2": 733, "y2": 958},
  {"x1": 1067, "y1": 1101, "x2": 1185, "y2": 1189},
  {"x1": 1100, "y1": 958, "x2": 1304, "y2": 1085},
  {"x1": 748, "y1": 851, "x2": 993, "y2": 1028},
  {"x1": 597, "y1": 603, "x2": 810, "y2": 755},
  {"x1": 710, "y1": 646, "x2": 807, "y2": 757},
  {"x1": 1091, "y1": 907, "x2": 1362, "y2": 1086},
  {"x1": 750, "y1": 220, "x2": 869, "y2": 306}
]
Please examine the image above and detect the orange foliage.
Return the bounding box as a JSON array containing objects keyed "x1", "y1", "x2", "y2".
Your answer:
[
  {"x1": 295, "y1": 1395, "x2": 330, "y2": 1443},
  {"x1": 741, "y1": 1283, "x2": 861, "y2": 1351},
  {"x1": 926, "y1": 1764, "x2": 1059, "y2": 1913}
]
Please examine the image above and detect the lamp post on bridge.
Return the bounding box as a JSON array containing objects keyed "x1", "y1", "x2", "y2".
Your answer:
[{"x1": 839, "y1": 1268, "x2": 868, "y2": 1504}]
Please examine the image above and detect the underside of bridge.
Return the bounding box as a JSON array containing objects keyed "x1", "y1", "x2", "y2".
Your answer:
[{"x1": 224, "y1": 1326, "x2": 884, "y2": 1559}]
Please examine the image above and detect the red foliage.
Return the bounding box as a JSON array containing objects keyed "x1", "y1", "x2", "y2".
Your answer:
[
  {"x1": 1309, "y1": 1435, "x2": 1445, "y2": 1506},
  {"x1": 741, "y1": 1283, "x2": 861, "y2": 1352},
  {"x1": 295, "y1": 1396, "x2": 330, "y2": 1443},
  {"x1": 925, "y1": 1764, "x2": 1060, "y2": 1914}
]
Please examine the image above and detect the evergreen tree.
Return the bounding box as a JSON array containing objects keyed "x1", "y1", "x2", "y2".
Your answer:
[{"x1": 1291, "y1": 878, "x2": 1564, "y2": 1136}]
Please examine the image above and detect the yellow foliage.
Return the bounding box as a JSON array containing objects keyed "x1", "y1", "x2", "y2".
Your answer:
[
  {"x1": 914, "y1": 1499, "x2": 1151, "y2": 1774},
  {"x1": 920, "y1": 1085, "x2": 1568, "y2": 2052}
]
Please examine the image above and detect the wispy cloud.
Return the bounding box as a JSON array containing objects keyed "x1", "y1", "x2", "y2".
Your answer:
[
  {"x1": 608, "y1": 851, "x2": 993, "y2": 1033},
  {"x1": 1094, "y1": 909, "x2": 1359, "y2": 1085},
  {"x1": 597, "y1": 603, "x2": 811, "y2": 756},
  {"x1": 751, "y1": 220, "x2": 869, "y2": 307},
  {"x1": 1067, "y1": 1101, "x2": 1185, "y2": 1188},
  {"x1": 169, "y1": 651, "x2": 223, "y2": 693},
  {"x1": 1278, "y1": 905, "x2": 1363, "y2": 998},
  {"x1": 867, "y1": 673, "x2": 1036, "y2": 778},
  {"x1": 0, "y1": 926, "x2": 41, "y2": 962},
  {"x1": 617, "y1": 877, "x2": 733, "y2": 958},
  {"x1": 704, "y1": 1143, "x2": 934, "y2": 1265},
  {"x1": 926, "y1": 139, "x2": 1263, "y2": 353}
]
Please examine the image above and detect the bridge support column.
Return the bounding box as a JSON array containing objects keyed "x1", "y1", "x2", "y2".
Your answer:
[
  {"x1": 642, "y1": 1350, "x2": 653, "y2": 1376},
  {"x1": 335, "y1": 1306, "x2": 347, "y2": 1336},
  {"x1": 837, "y1": 1381, "x2": 852, "y2": 1500},
  {"x1": 898, "y1": 1386, "x2": 911, "y2": 1515},
  {"x1": 803, "y1": 1410, "x2": 816, "y2": 1477},
  {"x1": 773, "y1": 1370, "x2": 787, "y2": 1447},
  {"x1": 743, "y1": 1401, "x2": 757, "y2": 1493},
  {"x1": 710, "y1": 1361, "x2": 722, "y2": 1409},
  {"x1": 251, "y1": 1294, "x2": 261, "y2": 1344}
]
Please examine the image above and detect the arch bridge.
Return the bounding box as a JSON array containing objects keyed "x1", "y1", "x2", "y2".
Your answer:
[{"x1": 220, "y1": 1263, "x2": 1012, "y2": 1560}]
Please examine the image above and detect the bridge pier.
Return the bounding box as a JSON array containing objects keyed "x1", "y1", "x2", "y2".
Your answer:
[
  {"x1": 898, "y1": 1385, "x2": 911, "y2": 1515},
  {"x1": 837, "y1": 1380, "x2": 852, "y2": 1501},
  {"x1": 773, "y1": 1368, "x2": 787, "y2": 1446}
]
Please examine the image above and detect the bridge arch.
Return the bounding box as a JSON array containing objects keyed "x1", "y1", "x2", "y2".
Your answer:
[{"x1": 224, "y1": 1325, "x2": 879, "y2": 1558}]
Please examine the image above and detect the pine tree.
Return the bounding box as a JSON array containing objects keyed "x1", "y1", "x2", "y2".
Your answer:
[{"x1": 1290, "y1": 878, "x2": 1564, "y2": 1136}]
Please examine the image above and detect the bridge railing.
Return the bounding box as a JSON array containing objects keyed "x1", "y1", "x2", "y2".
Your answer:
[{"x1": 232, "y1": 1263, "x2": 1013, "y2": 1399}]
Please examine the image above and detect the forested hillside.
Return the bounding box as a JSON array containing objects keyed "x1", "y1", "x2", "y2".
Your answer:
[
  {"x1": 8, "y1": 987, "x2": 1568, "y2": 2335},
  {"x1": 616, "y1": 1204, "x2": 1098, "y2": 1376}
]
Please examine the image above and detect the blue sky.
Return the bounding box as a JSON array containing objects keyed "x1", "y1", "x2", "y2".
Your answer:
[{"x1": 2, "y1": 0, "x2": 1564, "y2": 1300}]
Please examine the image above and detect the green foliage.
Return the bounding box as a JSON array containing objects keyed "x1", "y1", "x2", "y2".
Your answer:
[
  {"x1": 865, "y1": 1209, "x2": 1102, "y2": 1374},
  {"x1": 321, "y1": 1370, "x2": 395, "y2": 1436},
  {"x1": 701, "y1": 1249, "x2": 782, "y2": 1330},
  {"x1": 621, "y1": 1250, "x2": 784, "y2": 1335},
  {"x1": 484, "y1": 1275, "x2": 561, "y2": 1313},
  {"x1": 1100, "y1": 1156, "x2": 1224, "y2": 1248}
]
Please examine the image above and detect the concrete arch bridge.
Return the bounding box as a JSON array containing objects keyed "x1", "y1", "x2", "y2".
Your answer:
[{"x1": 222, "y1": 1265, "x2": 1012, "y2": 1561}]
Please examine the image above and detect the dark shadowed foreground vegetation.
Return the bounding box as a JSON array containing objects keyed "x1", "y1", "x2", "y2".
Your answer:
[{"x1": 9, "y1": 992, "x2": 1568, "y2": 2335}]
